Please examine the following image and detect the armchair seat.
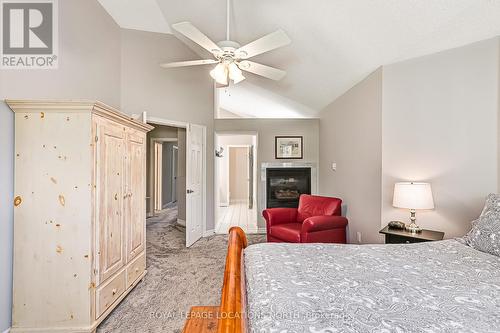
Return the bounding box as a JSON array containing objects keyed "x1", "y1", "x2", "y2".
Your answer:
[{"x1": 263, "y1": 194, "x2": 347, "y2": 244}]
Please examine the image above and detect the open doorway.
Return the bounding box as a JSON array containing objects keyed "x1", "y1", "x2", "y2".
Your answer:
[
  {"x1": 147, "y1": 125, "x2": 187, "y2": 229},
  {"x1": 145, "y1": 117, "x2": 206, "y2": 247},
  {"x1": 215, "y1": 132, "x2": 258, "y2": 234}
]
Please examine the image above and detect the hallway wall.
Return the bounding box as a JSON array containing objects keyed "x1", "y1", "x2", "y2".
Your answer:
[{"x1": 229, "y1": 147, "x2": 250, "y2": 203}]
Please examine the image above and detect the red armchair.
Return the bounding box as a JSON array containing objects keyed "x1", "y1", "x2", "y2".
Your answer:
[{"x1": 262, "y1": 194, "x2": 347, "y2": 243}]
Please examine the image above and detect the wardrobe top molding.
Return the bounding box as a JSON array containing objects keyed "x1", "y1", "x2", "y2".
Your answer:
[{"x1": 5, "y1": 99, "x2": 154, "y2": 132}]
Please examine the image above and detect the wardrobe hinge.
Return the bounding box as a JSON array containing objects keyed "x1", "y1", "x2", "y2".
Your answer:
[{"x1": 95, "y1": 136, "x2": 98, "y2": 142}]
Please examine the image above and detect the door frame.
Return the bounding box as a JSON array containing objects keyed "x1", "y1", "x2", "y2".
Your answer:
[
  {"x1": 214, "y1": 132, "x2": 258, "y2": 233},
  {"x1": 150, "y1": 138, "x2": 177, "y2": 214},
  {"x1": 172, "y1": 145, "x2": 179, "y2": 203},
  {"x1": 146, "y1": 115, "x2": 208, "y2": 240}
]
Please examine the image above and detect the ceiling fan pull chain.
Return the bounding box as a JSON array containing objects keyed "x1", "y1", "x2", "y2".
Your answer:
[{"x1": 226, "y1": 0, "x2": 230, "y2": 41}]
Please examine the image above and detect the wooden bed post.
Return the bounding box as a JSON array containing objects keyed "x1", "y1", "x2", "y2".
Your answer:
[
  {"x1": 218, "y1": 227, "x2": 248, "y2": 333},
  {"x1": 182, "y1": 227, "x2": 248, "y2": 333}
]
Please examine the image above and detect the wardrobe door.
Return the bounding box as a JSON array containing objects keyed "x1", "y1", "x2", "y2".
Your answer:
[
  {"x1": 126, "y1": 131, "x2": 146, "y2": 261},
  {"x1": 96, "y1": 118, "x2": 127, "y2": 282}
]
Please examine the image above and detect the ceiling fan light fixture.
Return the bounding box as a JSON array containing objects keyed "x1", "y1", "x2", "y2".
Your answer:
[
  {"x1": 210, "y1": 63, "x2": 228, "y2": 85},
  {"x1": 228, "y1": 62, "x2": 245, "y2": 84},
  {"x1": 162, "y1": 1, "x2": 290, "y2": 83}
]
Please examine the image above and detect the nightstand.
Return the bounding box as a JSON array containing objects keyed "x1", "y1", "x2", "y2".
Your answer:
[{"x1": 379, "y1": 225, "x2": 444, "y2": 244}]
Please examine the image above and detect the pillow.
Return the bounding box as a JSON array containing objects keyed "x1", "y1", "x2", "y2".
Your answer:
[
  {"x1": 479, "y1": 193, "x2": 500, "y2": 217},
  {"x1": 464, "y1": 194, "x2": 500, "y2": 257}
]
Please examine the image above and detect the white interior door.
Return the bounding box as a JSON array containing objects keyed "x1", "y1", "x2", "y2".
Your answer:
[
  {"x1": 154, "y1": 142, "x2": 163, "y2": 212},
  {"x1": 186, "y1": 124, "x2": 205, "y2": 247},
  {"x1": 248, "y1": 146, "x2": 253, "y2": 209}
]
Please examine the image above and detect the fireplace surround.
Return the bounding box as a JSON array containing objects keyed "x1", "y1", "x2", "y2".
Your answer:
[{"x1": 261, "y1": 162, "x2": 318, "y2": 210}]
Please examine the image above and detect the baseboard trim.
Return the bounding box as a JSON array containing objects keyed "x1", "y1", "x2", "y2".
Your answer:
[
  {"x1": 203, "y1": 229, "x2": 215, "y2": 237},
  {"x1": 176, "y1": 218, "x2": 186, "y2": 227}
]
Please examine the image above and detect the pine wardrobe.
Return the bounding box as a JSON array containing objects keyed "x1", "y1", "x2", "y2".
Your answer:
[{"x1": 7, "y1": 100, "x2": 153, "y2": 333}]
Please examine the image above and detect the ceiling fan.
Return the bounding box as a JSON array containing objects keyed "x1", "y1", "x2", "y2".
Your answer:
[{"x1": 160, "y1": 0, "x2": 291, "y2": 87}]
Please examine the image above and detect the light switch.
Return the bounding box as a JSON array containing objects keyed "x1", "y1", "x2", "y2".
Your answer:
[{"x1": 331, "y1": 163, "x2": 337, "y2": 171}]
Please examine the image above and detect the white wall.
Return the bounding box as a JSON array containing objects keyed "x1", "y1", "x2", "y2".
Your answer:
[
  {"x1": 0, "y1": 0, "x2": 121, "y2": 330},
  {"x1": 382, "y1": 38, "x2": 499, "y2": 238},
  {"x1": 320, "y1": 38, "x2": 500, "y2": 243},
  {"x1": 216, "y1": 81, "x2": 317, "y2": 118},
  {"x1": 120, "y1": 29, "x2": 215, "y2": 230},
  {"x1": 319, "y1": 68, "x2": 383, "y2": 244}
]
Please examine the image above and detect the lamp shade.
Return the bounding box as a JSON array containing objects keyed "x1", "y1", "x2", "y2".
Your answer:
[{"x1": 393, "y1": 182, "x2": 434, "y2": 210}]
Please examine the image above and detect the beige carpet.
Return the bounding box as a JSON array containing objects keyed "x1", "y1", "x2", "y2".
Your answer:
[{"x1": 97, "y1": 207, "x2": 265, "y2": 332}]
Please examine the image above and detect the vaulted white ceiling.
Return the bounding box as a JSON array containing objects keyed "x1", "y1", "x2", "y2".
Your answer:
[
  {"x1": 99, "y1": 0, "x2": 500, "y2": 115},
  {"x1": 98, "y1": 0, "x2": 171, "y2": 34}
]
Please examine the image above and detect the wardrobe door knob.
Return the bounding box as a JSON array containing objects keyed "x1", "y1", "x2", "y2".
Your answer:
[{"x1": 112, "y1": 288, "x2": 117, "y2": 296}]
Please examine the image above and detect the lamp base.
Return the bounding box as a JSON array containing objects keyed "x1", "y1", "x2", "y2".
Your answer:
[{"x1": 405, "y1": 222, "x2": 422, "y2": 233}]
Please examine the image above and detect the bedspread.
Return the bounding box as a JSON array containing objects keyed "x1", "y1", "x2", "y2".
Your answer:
[{"x1": 244, "y1": 240, "x2": 500, "y2": 333}]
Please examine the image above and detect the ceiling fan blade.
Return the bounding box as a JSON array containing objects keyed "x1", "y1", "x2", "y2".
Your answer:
[
  {"x1": 160, "y1": 59, "x2": 218, "y2": 68},
  {"x1": 172, "y1": 22, "x2": 222, "y2": 55},
  {"x1": 238, "y1": 61, "x2": 286, "y2": 81},
  {"x1": 236, "y1": 29, "x2": 291, "y2": 59}
]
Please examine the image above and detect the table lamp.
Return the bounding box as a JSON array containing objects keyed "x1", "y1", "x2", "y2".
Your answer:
[{"x1": 393, "y1": 182, "x2": 434, "y2": 232}]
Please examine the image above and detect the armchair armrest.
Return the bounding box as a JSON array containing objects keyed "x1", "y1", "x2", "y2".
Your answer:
[
  {"x1": 262, "y1": 208, "x2": 298, "y2": 226},
  {"x1": 302, "y1": 215, "x2": 348, "y2": 233}
]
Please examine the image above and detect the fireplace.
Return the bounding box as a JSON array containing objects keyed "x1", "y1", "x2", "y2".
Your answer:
[{"x1": 266, "y1": 168, "x2": 311, "y2": 208}]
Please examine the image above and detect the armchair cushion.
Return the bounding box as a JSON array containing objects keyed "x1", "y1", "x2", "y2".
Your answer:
[
  {"x1": 270, "y1": 223, "x2": 302, "y2": 243},
  {"x1": 297, "y1": 194, "x2": 342, "y2": 222},
  {"x1": 302, "y1": 216, "x2": 348, "y2": 233}
]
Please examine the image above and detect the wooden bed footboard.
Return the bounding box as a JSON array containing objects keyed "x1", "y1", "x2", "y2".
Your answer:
[{"x1": 183, "y1": 227, "x2": 248, "y2": 333}]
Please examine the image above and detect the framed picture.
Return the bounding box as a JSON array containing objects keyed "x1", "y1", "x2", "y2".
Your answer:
[{"x1": 275, "y1": 136, "x2": 303, "y2": 159}]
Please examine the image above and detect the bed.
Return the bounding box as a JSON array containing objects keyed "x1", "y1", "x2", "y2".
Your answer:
[{"x1": 183, "y1": 227, "x2": 500, "y2": 333}]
